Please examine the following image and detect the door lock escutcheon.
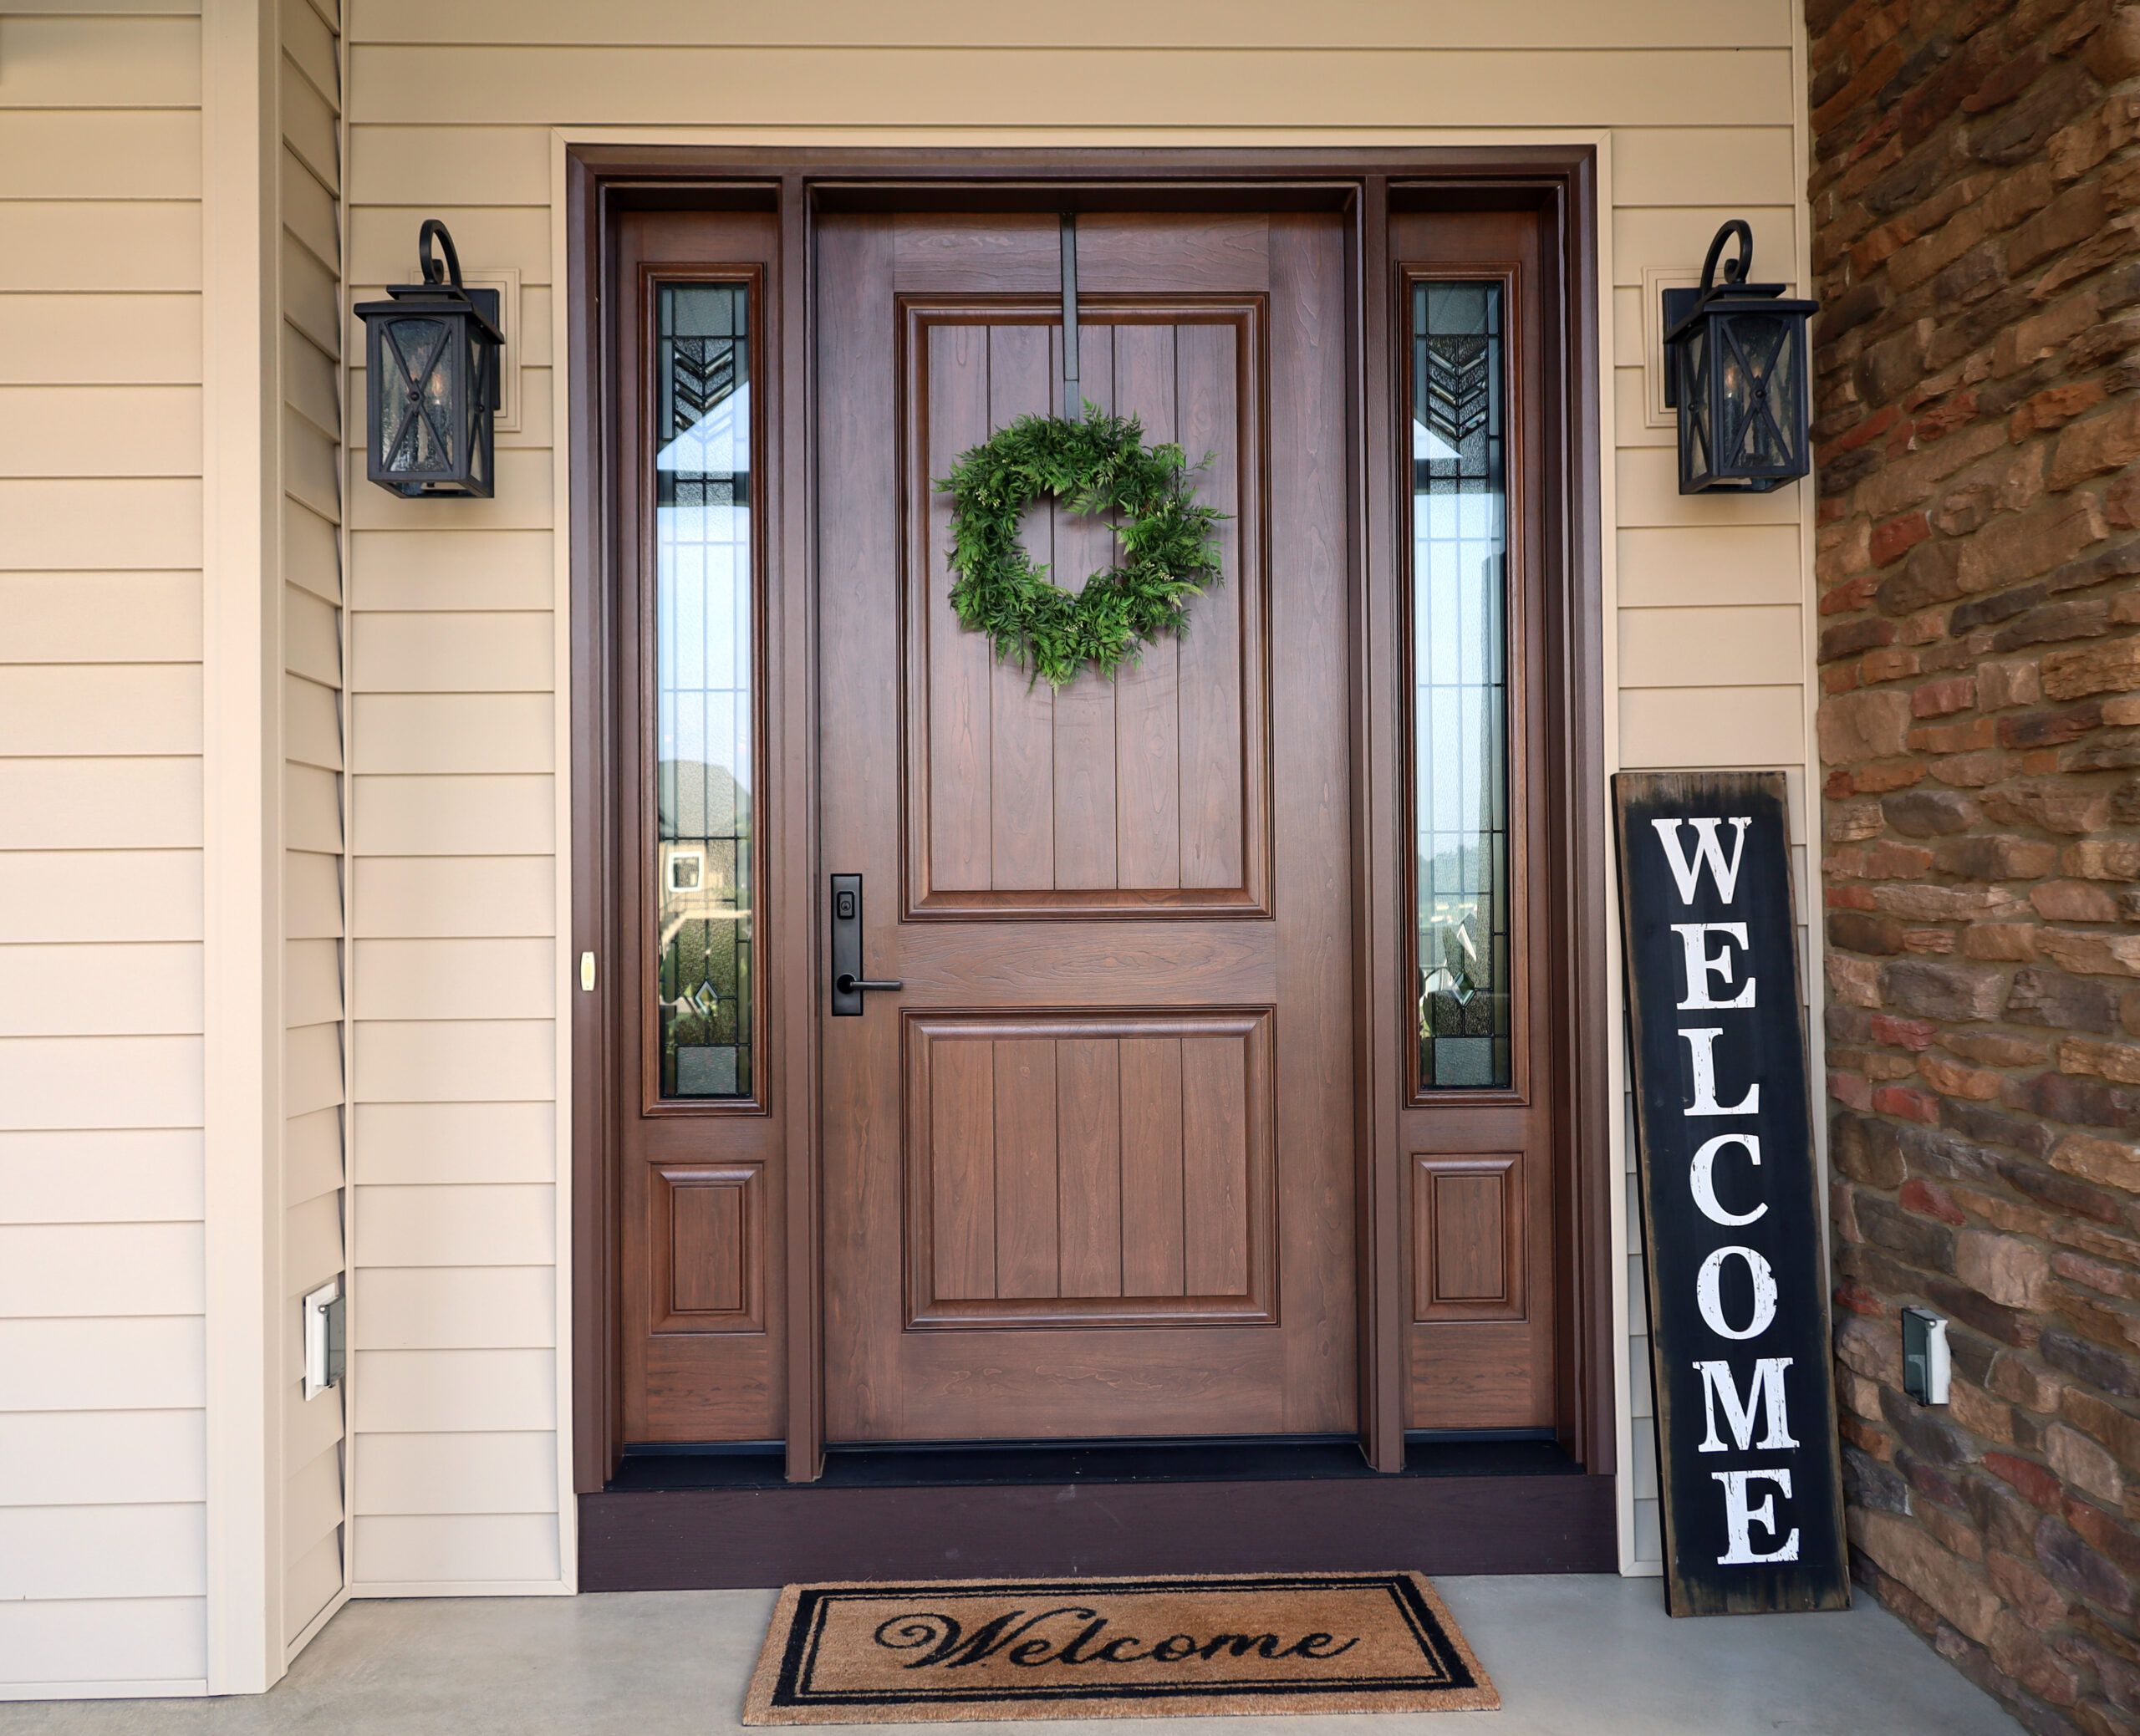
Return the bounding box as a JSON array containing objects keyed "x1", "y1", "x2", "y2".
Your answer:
[{"x1": 830, "y1": 873, "x2": 901, "y2": 1015}]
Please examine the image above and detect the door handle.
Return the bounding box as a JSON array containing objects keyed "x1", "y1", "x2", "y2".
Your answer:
[{"x1": 829, "y1": 873, "x2": 899, "y2": 1016}]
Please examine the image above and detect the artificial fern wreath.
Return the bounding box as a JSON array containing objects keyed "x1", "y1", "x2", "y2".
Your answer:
[{"x1": 937, "y1": 404, "x2": 1224, "y2": 687}]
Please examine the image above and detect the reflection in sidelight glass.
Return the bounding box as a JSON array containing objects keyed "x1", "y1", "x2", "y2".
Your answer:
[
  {"x1": 655, "y1": 283, "x2": 754, "y2": 1099},
  {"x1": 1412, "y1": 281, "x2": 1511, "y2": 1090}
]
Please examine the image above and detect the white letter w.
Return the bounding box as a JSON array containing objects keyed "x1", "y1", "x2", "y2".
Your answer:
[{"x1": 1650, "y1": 817, "x2": 1752, "y2": 906}]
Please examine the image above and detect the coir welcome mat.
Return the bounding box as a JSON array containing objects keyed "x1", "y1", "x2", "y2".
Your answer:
[{"x1": 744, "y1": 1571, "x2": 1499, "y2": 1723}]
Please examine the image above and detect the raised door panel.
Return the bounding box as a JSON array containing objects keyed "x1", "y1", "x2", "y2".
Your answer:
[
  {"x1": 902, "y1": 300, "x2": 1269, "y2": 917},
  {"x1": 903, "y1": 1010, "x2": 1274, "y2": 1327},
  {"x1": 1410, "y1": 1153, "x2": 1523, "y2": 1322},
  {"x1": 649, "y1": 1162, "x2": 762, "y2": 1333}
]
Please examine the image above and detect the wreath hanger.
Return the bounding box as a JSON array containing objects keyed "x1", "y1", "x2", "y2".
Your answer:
[
  {"x1": 931, "y1": 210, "x2": 1224, "y2": 687},
  {"x1": 1060, "y1": 212, "x2": 1080, "y2": 404}
]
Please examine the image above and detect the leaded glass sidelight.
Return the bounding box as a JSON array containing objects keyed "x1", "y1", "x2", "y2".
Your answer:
[
  {"x1": 654, "y1": 283, "x2": 756, "y2": 1100},
  {"x1": 1412, "y1": 282, "x2": 1511, "y2": 1091}
]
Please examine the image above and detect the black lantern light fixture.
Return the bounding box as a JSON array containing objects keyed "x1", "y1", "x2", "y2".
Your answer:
[
  {"x1": 1663, "y1": 220, "x2": 1817, "y2": 494},
  {"x1": 355, "y1": 219, "x2": 503, "y2": 498}
]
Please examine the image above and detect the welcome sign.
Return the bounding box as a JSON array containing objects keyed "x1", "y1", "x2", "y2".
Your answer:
[{"x1": 1613, "y1": 771, "x2": 1849, "y2": 1617}]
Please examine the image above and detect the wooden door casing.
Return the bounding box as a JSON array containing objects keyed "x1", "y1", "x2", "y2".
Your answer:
[
  {"x1": 817, "y1": 211, "x2": 1356, "y2": 1443},
  {"x1": 574, "y1": 160, "x2": 1611, "y2": 1491}
]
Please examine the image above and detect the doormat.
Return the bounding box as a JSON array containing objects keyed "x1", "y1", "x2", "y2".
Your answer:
[{"x1": 743, "y1": 1571, "x2": 1499, "y2": 1723}]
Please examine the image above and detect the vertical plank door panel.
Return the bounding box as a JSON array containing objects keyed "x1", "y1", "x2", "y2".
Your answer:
[
  {"x1": 1110, "y1": 322, "x2": 1184, "y2": 893},
  {"x1": 991, "y1": 1037, "x2": 1061, "y2": 1301},
  {"x1": 926, "y1": 323, "x2": 993, "y2": 892},
  {"x1": 985, "y1": 323, "x2": 1057, "y2": 891},
  {"x1": 1174, "y1": 320, "x2": 1245, "y2": 891},
  {"x1": 1118, "y1": 1036, "x2": 1187, "y2": 1300},
  {"x1": 1056, "y1": 1036, "x2": 1125, "y2": 1299},
  {"x1": 1050, "y1": 324, "x2": 1120, "y2": 891},
  {"x1": 929, "y1": 1038, "x2": 996, "y2": 1303}
]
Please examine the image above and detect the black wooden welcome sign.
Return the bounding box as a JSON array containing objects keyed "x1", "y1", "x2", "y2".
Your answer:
[{"x1": 1614, "y1": 771, "x2": 1849, "y2": 1617}]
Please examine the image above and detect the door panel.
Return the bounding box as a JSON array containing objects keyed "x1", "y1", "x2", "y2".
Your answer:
[
  {"x1": 904, "y1": 1011, "x2": 1275, "y2": 1326},
  {"x1": 904, "y1": 300, "x2": 1267, "y2": 915},
  {"x1": 1394, "y1": 209, "x2": 1562, "y2": 1432},
  {"x1": 614, "y1": 211, "x2": 786, "y2": 1444},
  {"x1": 818, "y1": 211, "x2": 1354, "y2": 1443}
]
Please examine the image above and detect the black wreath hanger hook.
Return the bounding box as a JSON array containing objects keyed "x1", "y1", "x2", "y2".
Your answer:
[
  {"x1": 417, "y1": 216, "x2": 466, "y2": 292},
  {"x1": 1059, "y1": 212, "x2": 1081, "y2": 402}
]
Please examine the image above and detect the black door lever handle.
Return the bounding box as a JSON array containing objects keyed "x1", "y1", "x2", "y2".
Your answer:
[{"x1": 830, "y1": 873, "x2": 899, "y2": 1016}]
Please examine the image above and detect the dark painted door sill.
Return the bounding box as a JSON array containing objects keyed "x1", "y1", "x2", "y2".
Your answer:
[{"x1": 606, "y1": 1432, "x2": 1577, "y2": 1492}]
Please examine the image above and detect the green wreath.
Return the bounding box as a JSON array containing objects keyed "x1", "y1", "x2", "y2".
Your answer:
[{"x1": 936, "y1": 404, "x2": 1225, "y2": 687}]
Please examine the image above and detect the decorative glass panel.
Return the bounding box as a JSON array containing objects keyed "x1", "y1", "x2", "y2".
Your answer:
[
  {"x1": 1412, "y1": 282, "x2": 1511, "y2": 1091},
  {"x1": 655, "y1": 283, "x2": 755, "y2": 1100},
  {"x1": 379, "y1": 316, "x2": 457, "y2": 476}
]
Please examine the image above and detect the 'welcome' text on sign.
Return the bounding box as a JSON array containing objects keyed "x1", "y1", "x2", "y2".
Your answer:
[{"x1": 1614, "y1": 771, "x2": 1849, "y2": 1618}]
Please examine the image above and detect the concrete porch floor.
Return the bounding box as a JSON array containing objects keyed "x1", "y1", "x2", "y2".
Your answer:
[{"x1": 0, "y1": 1576, "x2": 2019, "y2": 1734}]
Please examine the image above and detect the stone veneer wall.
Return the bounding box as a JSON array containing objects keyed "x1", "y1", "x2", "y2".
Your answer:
[{"x1": 1811, "y1": 1, "x2": 2140, "y2": 1730}]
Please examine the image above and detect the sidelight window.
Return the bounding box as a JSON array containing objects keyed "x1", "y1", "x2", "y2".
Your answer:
[
  {"x1": 653, "y1": 282, "x2": 757, "y2": 1100},
  {"x1": 1410, "y1": 281, "x2": 1511, "y2": 1091}
]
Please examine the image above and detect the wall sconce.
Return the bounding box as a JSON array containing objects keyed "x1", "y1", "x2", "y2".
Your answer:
[
  {"x1": 1663, "y1": 221, "x2": 1816, "y2": 494},
  {"x1": 356, "y1": 219, "x2": 504, "y2": 498}
]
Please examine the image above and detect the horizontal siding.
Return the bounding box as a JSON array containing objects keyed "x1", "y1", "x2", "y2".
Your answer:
[
  {"x1": 0, "y1": 573, "x2": 203, "y2": 660},
  {"x1": 0, "y1": 1599, "x2": 206, "y2": 1692},
  {"x1": 0, "y1": 1316, "x2": 204, "y2": 1413},
  {"x1": 344, "y1": 47, "x2": 1793, "y2": 129},
  {"x1": 0, "y1": 388, "x2": 204, "y2": 478},
  {"x1": 332, "y1": 0, "x2": 1811, "y2": 1591},
  {"x1": 352, "y1": 1512, "x2": 560, "y2": 1584},
  {"x1": 352, "y1": 1266, "x2": 556, "y2": 1351},
  {"x1": 0, "y1": 14, "x2": 201, "y2": 106},
  {"x1": 0, "y1": 296, "x2": 202, "y2": 384},
  {"x1": 0, "y1": 1505, "x2": 206, "y2": 1601},
  {"x1": 350, "y1": 1430, "x2": 558, "y2": 1513},
  {"x1": 0, "y1": 1412, "x2": 206, "y2": 1509},
  {"x1": 279, "y1": 0, "x2": 350, "y2": 1654},
  {"x1": 0, "y1": 110, "x2": 200, "y2": 200},
  {"x1": 0, "y1": 663, "x2": 201, "y2": 755},
  {"x1": 0, "y1": 1224, "x2": 204, "y2": 1318},
  {"x1": 0, "y1": 946, "x2": 201, "y2": 1038},
  {"x1": 0, "y1": 1130, "x2": 205, "y2": 1223},
  {"x1": 351, "y1": 0, "x2": 1793, "y2": 49}
]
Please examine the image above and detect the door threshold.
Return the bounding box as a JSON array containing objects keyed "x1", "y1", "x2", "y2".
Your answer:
[{"x1": 607, "y1": 1432, "x2": 1575, "y2": 1492}]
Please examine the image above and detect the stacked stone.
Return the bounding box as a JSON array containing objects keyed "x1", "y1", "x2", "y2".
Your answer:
[{"x1": 1811, "y1": 1, "x2": 2140, "y2": 1730}]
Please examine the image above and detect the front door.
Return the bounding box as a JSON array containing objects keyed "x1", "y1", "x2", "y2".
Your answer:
[{"x1": 816, "y1": 211, "x2": 1357, "y2": 1442}]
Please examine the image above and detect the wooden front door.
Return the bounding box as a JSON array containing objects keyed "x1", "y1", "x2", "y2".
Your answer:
[{"x1": 815, "y1": 211, "x2": 1356, "y2": 1442}]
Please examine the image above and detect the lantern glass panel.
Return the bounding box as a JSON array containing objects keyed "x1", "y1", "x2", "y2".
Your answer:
[
  {"x1": 378, "y1": 313, "x2": 463, "y2": 481},
  {"x1": 1720, "y1": 311, "x2": 1792, "y2": 473},
  {"x1": 1683, "y1": 324, "x2": 1711, "y2": 481}
]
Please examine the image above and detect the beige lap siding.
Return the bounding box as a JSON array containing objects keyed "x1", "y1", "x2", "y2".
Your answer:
[
  {"x1": 281, "y1": 0, "x2": 352, "y2": 1656},
  {"x1": 340, "y1": 0, "x2": 1817, "y2": 1584},
  {"x1": 0, "y1": 6, "x2": 211, "y2": 1696}
]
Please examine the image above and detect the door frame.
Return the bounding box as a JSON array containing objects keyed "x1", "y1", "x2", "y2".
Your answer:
[{"x1": 567, "y1": 146, "x2": 1611, "y2": 1498}]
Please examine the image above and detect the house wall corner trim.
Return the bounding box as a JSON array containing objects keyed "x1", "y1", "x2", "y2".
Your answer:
[{"x1": 200, "y1": 0, "x2": 286, "y2": 1696}]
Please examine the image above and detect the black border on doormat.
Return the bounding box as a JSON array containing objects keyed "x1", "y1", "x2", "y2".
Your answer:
[{"x1": 743, "y1": 1571, "x2": 1501, "y2": 1723}]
